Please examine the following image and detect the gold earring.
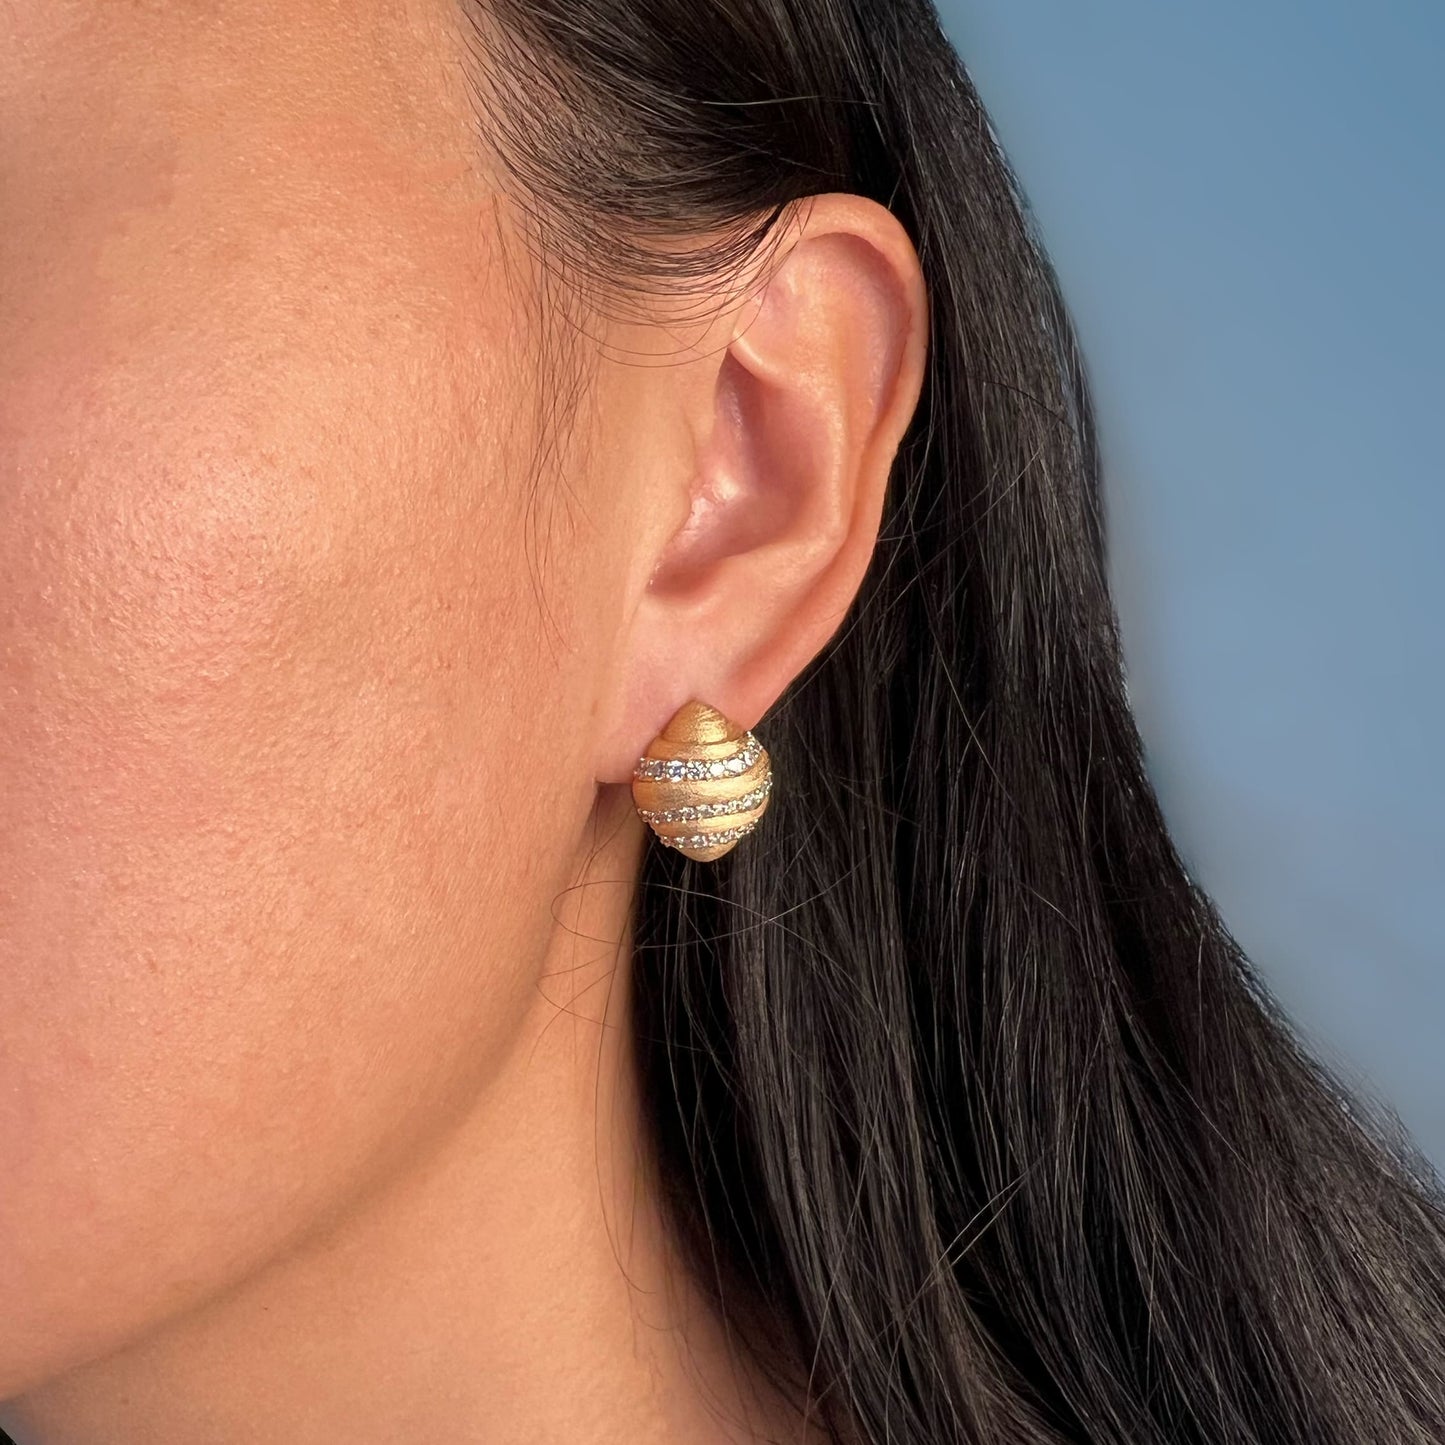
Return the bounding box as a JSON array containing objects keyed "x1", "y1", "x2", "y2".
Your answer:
[{"x1": 631, "y1": 701, "x2": 773, "y2": 861}]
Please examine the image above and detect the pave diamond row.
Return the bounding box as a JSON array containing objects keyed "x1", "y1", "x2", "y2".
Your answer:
[
  {"x1": 633, "y1": 733, "x2": 763, "y2": 782},
  {"x1": 637, "y1": 776, "x2": 772, "y2": 827},
  {"x1": 657, "y1": 818, "x2": 761, "y2": 853}
]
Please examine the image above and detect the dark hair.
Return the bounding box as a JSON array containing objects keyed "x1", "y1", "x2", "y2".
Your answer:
[{"x1": 462, "y1": 2, "x2": 1445, "y2": 1440}]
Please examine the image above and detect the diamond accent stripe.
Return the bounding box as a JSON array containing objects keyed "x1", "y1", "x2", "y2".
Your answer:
[
  {"x1": 637, "y1": 776, "x2": 772, "y2": 827},
  {"x1": 657, "y1": 818, "x2": 762, "y2": 852},
  {"x1": 633, "y1": 733, "x2": 763, "y2": 782}
]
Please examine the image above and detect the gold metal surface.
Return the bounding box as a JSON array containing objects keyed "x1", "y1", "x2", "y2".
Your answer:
[{"x1": 631, "y1": 701, "x2": 772, "y2": 861}]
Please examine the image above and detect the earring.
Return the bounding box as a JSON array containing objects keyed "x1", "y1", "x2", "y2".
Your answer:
[{"x1": 631, "y1": 701, "x2": 773, "y2": 861}]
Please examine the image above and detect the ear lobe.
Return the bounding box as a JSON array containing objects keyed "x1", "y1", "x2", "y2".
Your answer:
[{"x1": 595, "y1": 194, "x2": 927, "y2": 785}]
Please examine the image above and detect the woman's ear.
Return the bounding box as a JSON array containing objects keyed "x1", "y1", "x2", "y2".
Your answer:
[{"x1": 594, "y1": 193, "x2": 928, "y2": 783}]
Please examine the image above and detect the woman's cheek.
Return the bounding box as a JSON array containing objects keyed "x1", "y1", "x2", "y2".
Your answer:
[{"x1": 0, "y1": 262, "x2": 575, "y2": 1408}]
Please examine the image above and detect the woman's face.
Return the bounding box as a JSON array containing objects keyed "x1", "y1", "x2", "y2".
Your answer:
[{"x1": 0, "y1": 0, "x2": 645, "y2": 1392}]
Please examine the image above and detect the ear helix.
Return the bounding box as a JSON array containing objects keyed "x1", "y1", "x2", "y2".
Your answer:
[{"x1": 630, "y1": 701, "x2": 773, "y2": 861}]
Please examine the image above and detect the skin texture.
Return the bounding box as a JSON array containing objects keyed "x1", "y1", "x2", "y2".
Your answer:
[{"x1": 0, "y1": 2, "x2": 927, "y2": 1440}]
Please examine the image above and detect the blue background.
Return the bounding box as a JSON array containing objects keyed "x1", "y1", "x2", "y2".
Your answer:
[{"x1": 935, "y1": 1, "x2": 1444, "y2": 1159}]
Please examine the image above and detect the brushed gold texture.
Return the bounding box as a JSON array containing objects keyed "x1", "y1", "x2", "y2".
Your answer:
[{"x1": 631, "y1": 701, "x2": 772, "y2": 861}]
